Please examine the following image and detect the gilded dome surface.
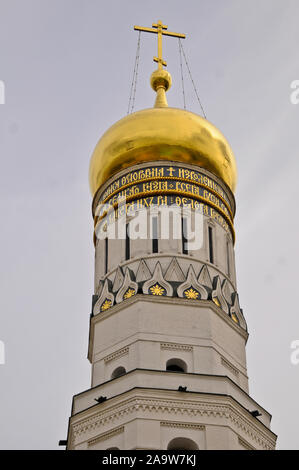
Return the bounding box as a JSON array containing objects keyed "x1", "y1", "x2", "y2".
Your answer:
[{"x1": 89, "y1": 106, "x2": 237, "y2": 197}]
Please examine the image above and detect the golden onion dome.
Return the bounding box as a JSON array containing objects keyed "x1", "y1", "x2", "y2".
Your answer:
[{"x1": 89, "y1": 69, "x2": 237, "y2": 197}]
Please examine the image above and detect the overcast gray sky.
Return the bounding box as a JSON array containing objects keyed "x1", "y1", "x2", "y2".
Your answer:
[{"x1": 0, "y1": 0, "x2": 298, "y2": 450}]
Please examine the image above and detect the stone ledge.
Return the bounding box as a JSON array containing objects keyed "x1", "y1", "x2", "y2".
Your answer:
[{"x1": 68, "y1": 387, "x2": 277, "y2": 450}]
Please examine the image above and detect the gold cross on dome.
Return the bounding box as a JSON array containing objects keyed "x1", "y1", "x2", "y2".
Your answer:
[{"x1": 134, "y1": 20, "x2": 186, "y2": 70}]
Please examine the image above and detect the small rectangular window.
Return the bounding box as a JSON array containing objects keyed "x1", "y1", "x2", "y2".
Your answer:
[
  {"x1": 125, "y1": 223, "x2": 130, "y2": 260},
  {"x1": 208, "y1": 226, "x2": 214, "y2": 264},
  {"x1": 105, "y1": 237, "x2": 108, "y2": 274},
  {"x1": 152, "y1": 216, "x2": 158, "y2": 253},
  {"x1": 182, "y1": 217, "x2": 188, "y2": 255}
]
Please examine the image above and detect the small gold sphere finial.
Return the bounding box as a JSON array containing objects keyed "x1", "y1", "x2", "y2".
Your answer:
[
  {"x1": 150, "y1": 69, "x2": 172, "y2": 92},
  {"x1": 150, "y1": 69, "x2": 172, "y2": 108}
]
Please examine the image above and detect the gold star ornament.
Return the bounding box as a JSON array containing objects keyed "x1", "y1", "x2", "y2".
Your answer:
[
  {"x1": 123, "y1": 288, "x2": 136, "y2": 300},
  {"x1": 101, "y1": 299, "x2": 112, "y2": 311},
  {"x1": 184, "y1": 288, "x2": 200, "y2": 299},
  {"x1": 149, "y1": 283, "x2": 165, "y2": 296}
]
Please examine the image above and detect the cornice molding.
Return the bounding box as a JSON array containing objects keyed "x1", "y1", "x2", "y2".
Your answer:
[
  {"x1": 160, "y1": 342, "x2": 193, "y2": 352},
  {"x1": 238, "y1": 436, "x2": 255, "y2": 450},
  {"x1": 104, "y1": 346, "x2": 129, "y2": 364},
  {"x1": 88, "y1": 425, "x2": 124, "y2": 447},
  {"x1": 160, "y1": 421, "x2": 205, "y2": 431},
  {"x1": 69, "y1": 390, "x2": 276, "y2": 450}
]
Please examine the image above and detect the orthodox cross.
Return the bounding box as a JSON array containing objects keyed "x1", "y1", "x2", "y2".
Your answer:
[{"x1": 134, "y1": 20, "x2": 185, "y2": 70}]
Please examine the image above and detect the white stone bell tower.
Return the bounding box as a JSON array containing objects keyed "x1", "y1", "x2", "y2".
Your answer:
[{"x1": 66, "y1": 21, "x2": 277, "y2": 451}]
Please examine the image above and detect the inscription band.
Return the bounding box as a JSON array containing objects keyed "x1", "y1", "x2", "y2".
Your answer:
[
  {"x1": 95, "y1": 190, "x2": 235, "y2": 242},
  {"x1": 99, "y1": 176, "x2": 234, "y2": 221}
]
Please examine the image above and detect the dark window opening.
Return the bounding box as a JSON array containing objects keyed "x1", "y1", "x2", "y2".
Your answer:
[
  {"x1": 167, "y1": 437, "x2": 199, "y2": 450},
  {"x1": 182, "y1": 217, "x2": 188, "y2": 254},
  {"x1": 166, "y1": 358, "x2": 187, "y2": 373},
  {"x1": 105, "y1": 237, "x2": 108, "y2": 274},
  {"x1": 152, "y1": 216, "x2": 158, "y2": 253},
  {"x1": 208, "y1": 226, "x2": 214, "y2": 263},
  {"x1": 167, "y1": 364, "x2": 184, "y2": 372},
  {"x1": 111, "y1": 366, "x2": 126, "y2": 380},
  {"x1": 125, "y1": 223, "x2": 130, "y2": 260}
]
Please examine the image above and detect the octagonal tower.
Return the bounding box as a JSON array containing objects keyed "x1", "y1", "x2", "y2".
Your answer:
[{"x1": 66, "y1": 21, "x2": 276, "y2": 451}]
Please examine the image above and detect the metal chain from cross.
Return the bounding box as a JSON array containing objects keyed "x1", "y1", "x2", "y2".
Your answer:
[{"x1": 134, "y1": 20, "x2": 185, "y2": 70}]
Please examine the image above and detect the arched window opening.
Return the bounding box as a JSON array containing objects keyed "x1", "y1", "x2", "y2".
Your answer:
[
  {"x1": 166, "y1": 358, "x2": 187, "y2": 373},
  {"x1": 111, "y1": 366, "x2": 126, "y2": 380},
  {"x1": 167, "y1": 437, "x2": 199, "y2": 450}
]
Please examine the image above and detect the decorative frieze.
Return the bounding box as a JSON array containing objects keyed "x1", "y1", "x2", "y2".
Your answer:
[
  {"x1": 92, "y1": 258, "x2": 246, "y2": 332},
  {"x1": 160, "y1": 421, "x2": 205, "y2": 430},
  {"x1": 177, "y1": 265, "x2": 208, "y2": 300},
  {"x1": 198, "y1": 265, "x2": 213, "y2": 290},
  {"x1": 238, "y1": 436, "x2": 254, "y2": 450},
  {"x1": 160, "y1": 343, "x2": 193, "y2": 352},
  {"x1": 136, "y1": 259, "x2": 152, "y2": 282},
  {"x1": 113, "y1": 266, "x2": 125, "y2": 293},
  {"x1": 230, "y1": 293, "x2": 247, "y2": 330},
  {"x1": 143, "y1": 262, "x2": 173, "y2": 297},
  {"x1": 222, "y1": 279, "x2": 234, "y2": 305},
  {"x1": 104, "y1": 346, "x2": 129, "y2": 364},
  {"x1": 93, "y1": 279, "x2": 114, "y2": 314},
  {"x1": 212, "y1": 276, "x2": 229, "y2": 314},
  {"x1": 88, "y1": 425, "x2": 124, "y2": 447},
  {"x1": 69, "y1": 394, "x2": 276, "y2": 450},
  {"x1": 164, "y1": 258, "x2": 185, "y2": 282},
  {"x1": 116, "y1": 268, "x2": 138, "y2": 303}
]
